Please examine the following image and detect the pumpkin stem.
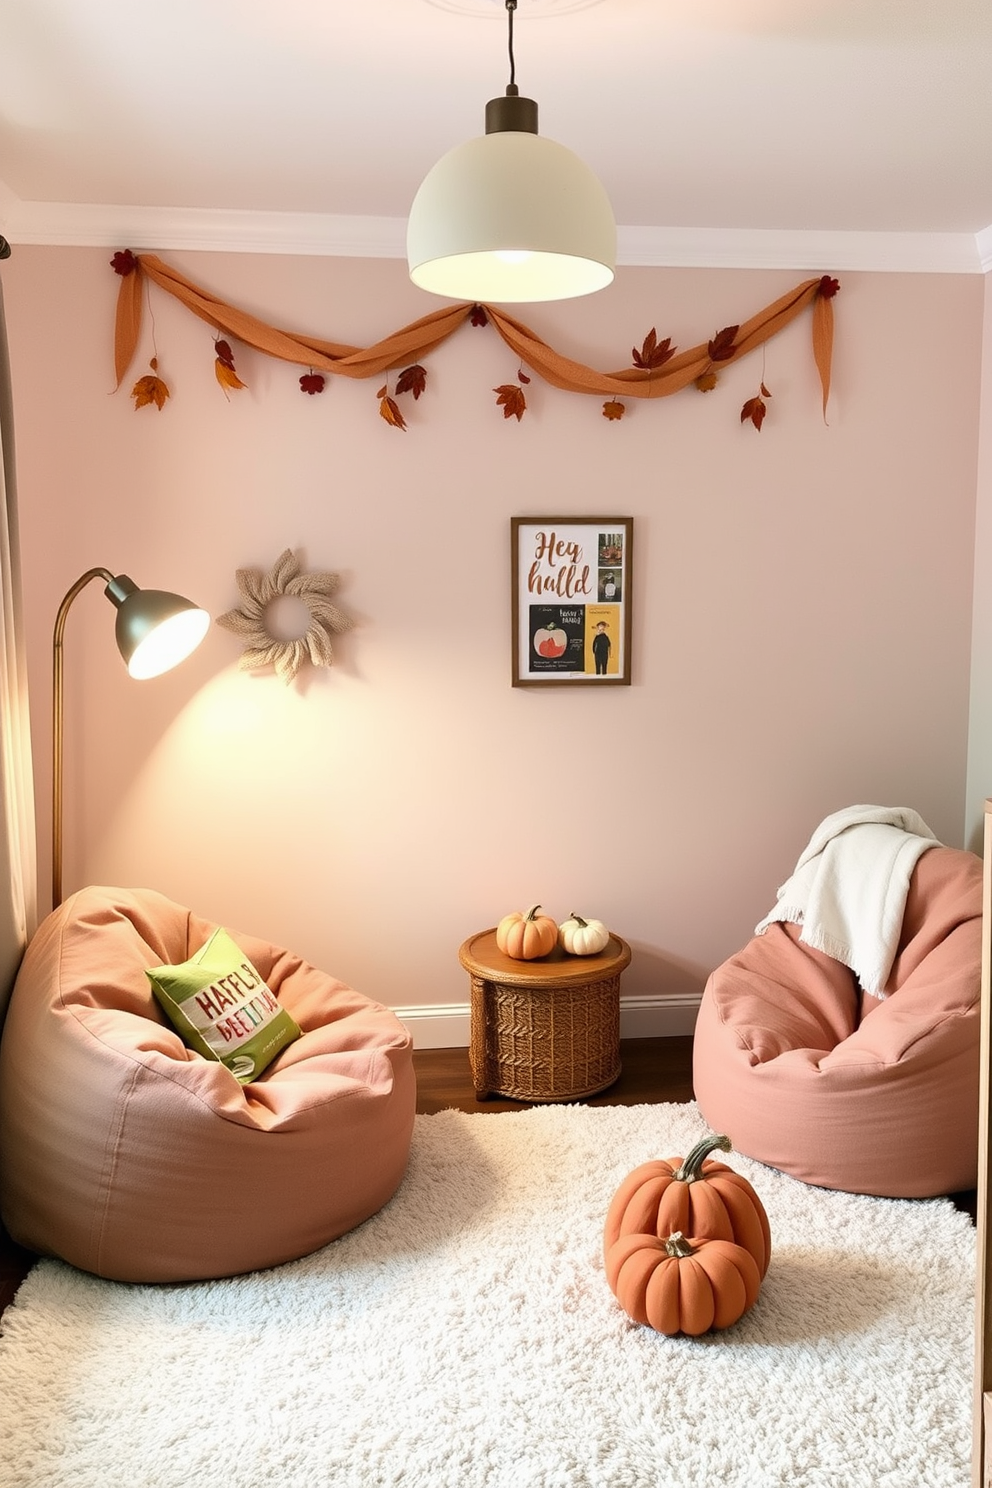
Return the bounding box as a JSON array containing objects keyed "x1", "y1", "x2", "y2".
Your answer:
[
  {"x1": 665, "y1": 1231, "x2": 697, "y2": 1259},
  {"x1": 673, "y1": 1133, "x2": 732, "y2": 1183},
  {"x1": 568, "y1": 913, "x2": 588, "y2": 926},
  {"x1": 525, "y1": 904, "x2": 543, "y2": 921}
]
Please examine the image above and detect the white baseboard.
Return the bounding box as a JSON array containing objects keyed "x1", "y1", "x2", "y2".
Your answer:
[{"x1": 392, "y1": 994, "x2": 701, "y2": 1050}]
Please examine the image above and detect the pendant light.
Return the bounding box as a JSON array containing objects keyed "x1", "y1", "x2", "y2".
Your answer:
[{"x1": 407, "y1": 0, "x2": 616, "y2": 303}]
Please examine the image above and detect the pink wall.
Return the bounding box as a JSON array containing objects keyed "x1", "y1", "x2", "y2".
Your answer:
[
  {"x1": 0, "y1": 248, "x2": 984, "y2": 1037},
  {"x1": 967, "y1": 275, "x2": 992, "y2": 852}
]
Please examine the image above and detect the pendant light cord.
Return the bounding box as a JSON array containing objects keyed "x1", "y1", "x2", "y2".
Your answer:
[
  {"x1": 485, "y1": 0, "x2": 536, "y2": 133},
  {"x1": 505, "y1": 0, "x2": 518, "y2": 96}
]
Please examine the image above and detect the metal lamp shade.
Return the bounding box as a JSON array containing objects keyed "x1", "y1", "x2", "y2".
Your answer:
[
  {"x1": 108, "y1": 577, "x2": 210, "y2": 680},
  {"x1": 407, "y1": 129, "x2": 616, "y2": 303}
]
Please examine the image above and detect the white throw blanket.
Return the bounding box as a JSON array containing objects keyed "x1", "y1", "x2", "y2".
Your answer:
[{"x1": 754, "y1": 804, "x2": 940, "y2": 996}]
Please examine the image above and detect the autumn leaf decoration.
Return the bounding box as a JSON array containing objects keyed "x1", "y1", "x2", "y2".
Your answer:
[
  {"x1": 708, "y1": 325, "x2": 739, "y2": 363},
  {"x1": 378, "y1": 390, "x2": 406, "y2": 430},
  {"x1": 115, "y1": 253, "x2": 169, "y2": 410},
  {"x1": 110, "y1": 252, "x2": 841, "y2": 430},
  {"x1": 494, "y1": 367, "x2": 530, "y2": 422},
  {"x1": 131, "y1": 375, "x2": 168, "y2": 411},
  {"x1": 376, "y1": 363, "x2": 427, "y2": 431},
  {"x1": 694, "y1": 325, "x2": 739, "y2": 392},
  {"x1": 632, "y1": 328, "x2": 675, "y2": 370},
  {"x1": 612, "y1": 327, "x2": 676, "y2": 419},
  {"x1": 131, "y1": 356, "x2": 170, "y2": 411},
  {"x1": 111, "y1": 249, "x2": 137, "y2": 277},
  {"x1": 494, "y1": 384, "x2": 526, "y2": 421},
  {"x1": 741, "y1": 383, "x2": 772, "y2": 431},
  {"x1": 215, "y1": 339, "x2": 247, "y2": 395},
  {"x1": 395, "y1": 364, "x2": 427, "y2": 400}
]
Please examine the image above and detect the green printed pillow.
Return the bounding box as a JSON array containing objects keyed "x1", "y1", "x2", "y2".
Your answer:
[{"x1": 146, "y1": 927, "x2": 302, "y2": 1083}]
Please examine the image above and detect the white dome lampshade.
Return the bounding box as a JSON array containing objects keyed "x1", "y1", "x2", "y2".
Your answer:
[{"x1": 407, "y1": 14, "x2": 616, "y2": 304}]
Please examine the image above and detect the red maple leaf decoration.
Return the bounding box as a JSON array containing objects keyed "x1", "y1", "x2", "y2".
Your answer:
[
  {"x1": 470, "y1": 305, "x2": 489, "y2": 327},
  {"x1": 299, "y1": 372, "x2": 326, "y2": 395},
  {"x1": 741, "y1": 382, "x2": 772, "y2": 431},
  {"x1": 632, "y1": 329, "x2": 675, "y2": 370},
  {"x1": 395, "y1": 364, "x2": 427, "y2": 399},
  {"x1": 494, "y1": 384, "x2": 527, "y2": 421},
  {"x1": 818, "y1": 276, "x2": 840, "y2": 299},
  {"x1": 215, "y1": 339, "x2": 236, "y2": 369},
  {"x1": 111, "y1": 249, "x2": 137, "y2": 276},
  {"x1": 707, "y1": 325, "x2": 739, "y2": 363}
]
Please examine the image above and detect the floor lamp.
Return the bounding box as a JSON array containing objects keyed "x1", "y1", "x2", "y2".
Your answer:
[{"x1": 52, "y1": 568, "x2": 210, "y2": 908}]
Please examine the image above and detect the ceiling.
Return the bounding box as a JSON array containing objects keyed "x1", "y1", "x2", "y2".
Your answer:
[{"x1": 1, "y1": 0, "x2": 991, "y2": 271}]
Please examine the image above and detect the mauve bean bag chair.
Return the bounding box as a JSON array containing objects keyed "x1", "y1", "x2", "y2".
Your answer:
[
  {"x1": 0, "y1": 886, "x2": 416, "y2": 1282},
  {"x1": 692, "y1": 845, "x2": 982, "y2": 1197}
]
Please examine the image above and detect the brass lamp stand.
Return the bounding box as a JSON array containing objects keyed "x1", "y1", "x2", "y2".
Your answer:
[{"x1": 52, "y1": 567, "x2": 209, "y2": 907}]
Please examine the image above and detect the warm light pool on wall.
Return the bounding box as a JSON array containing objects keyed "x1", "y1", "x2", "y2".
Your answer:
[{"x1": 407, "y1": 0, "x2": 616, "y2": 303}]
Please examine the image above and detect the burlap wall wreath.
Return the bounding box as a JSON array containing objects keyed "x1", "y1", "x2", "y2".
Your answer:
[{"x1": 216, "y1": 548, "x2": 353, "y2": 684}]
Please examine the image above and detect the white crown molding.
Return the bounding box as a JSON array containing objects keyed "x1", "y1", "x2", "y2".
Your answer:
[
  {"x1": 1, "y1": 191, "x2": 989, "y2": 274},
  {"x1": 393, "y1": 993, "x2": 701, "y2": 1049},
  {"x1": 0, "y1": 198, "x2": 410, "y2": 259},
  {"x1": 618, "y1": 225, "x2": 987, "y2": 275}
]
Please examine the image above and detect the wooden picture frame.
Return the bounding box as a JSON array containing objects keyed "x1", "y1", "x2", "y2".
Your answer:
[{"x1": 510, "y1": 517, "x2": 633, "y2": 687}]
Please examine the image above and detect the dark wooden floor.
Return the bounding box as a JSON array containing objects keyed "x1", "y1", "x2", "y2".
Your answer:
[
  {"x1": 413, "y1": 1035, "x2": 695, "y2": 1115},
  {"x1": 0, "y1": 1033, "x2": 974, "y2": 1321},
  {"x1": 0, "y1": 1224, "x2": 34, "y2": 1321}
]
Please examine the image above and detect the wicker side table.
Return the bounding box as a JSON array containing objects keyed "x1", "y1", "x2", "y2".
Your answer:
[{"x1": 458, "y1": 928, "x2": 632, "y2": 1102}]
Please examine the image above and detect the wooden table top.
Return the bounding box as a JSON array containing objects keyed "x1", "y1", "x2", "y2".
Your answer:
[{"x1": 458, "y1": 928, "x2": 631, "y2": 988}]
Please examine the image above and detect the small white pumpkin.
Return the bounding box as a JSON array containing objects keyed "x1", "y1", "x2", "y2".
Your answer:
[{"x1": 558, "y1": 912, "x2": 610, "y2": 956}]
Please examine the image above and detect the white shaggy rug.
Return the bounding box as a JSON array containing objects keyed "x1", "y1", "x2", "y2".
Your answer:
[{"x1": 0, "y1": 1102, "x2": 976, "y2": 1488}]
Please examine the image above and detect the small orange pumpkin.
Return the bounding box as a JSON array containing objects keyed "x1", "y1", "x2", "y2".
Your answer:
[
  {"x1": 495, "y1": 904, "x2": 558, "y2": 961},
  {"x1": 603, "y1": 1132, "x2": 771, "y2": 1279},
  {"x1": 605, "y1": 1229, "x2": 761, "y2": 1336}
]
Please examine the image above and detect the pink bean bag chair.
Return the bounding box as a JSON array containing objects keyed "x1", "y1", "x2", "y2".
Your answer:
[
  {"x1": 0, "y1": 886, "x2": 416, "y2": 1282},
  {"x1": 693, "y1": 845, "x2": 982, "y2": 1197}
]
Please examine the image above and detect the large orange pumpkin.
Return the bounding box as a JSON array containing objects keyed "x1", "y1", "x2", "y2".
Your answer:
[
  {"x1": 605, "y1": 1229, "x2": 761, "y2": 1336},
  {"x1": 495, "y1": 904, "x2": 558, "y2": 961},
  {"x1": 603, "y1": 1132, "x2": 771, "y2": 1279}
]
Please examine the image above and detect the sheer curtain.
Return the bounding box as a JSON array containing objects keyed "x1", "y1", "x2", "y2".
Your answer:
[{"x1": 0, "y1": 247, "x2": 38, "y2": 1025}]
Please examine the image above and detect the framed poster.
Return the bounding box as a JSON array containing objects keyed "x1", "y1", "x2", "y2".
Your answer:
[{"x1": 511, "y1": 517, "x2": 633, "y2": 686}]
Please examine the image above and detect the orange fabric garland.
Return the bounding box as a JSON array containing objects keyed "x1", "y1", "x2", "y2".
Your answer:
[{"x1": 112, "y1": 251, "x2": 836, "y2": 417}]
